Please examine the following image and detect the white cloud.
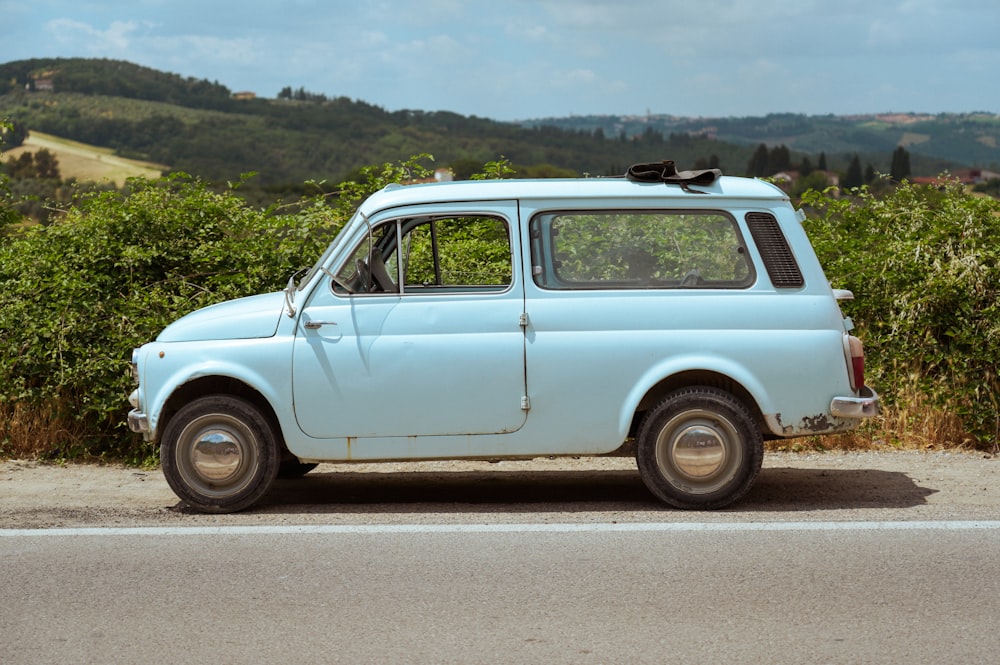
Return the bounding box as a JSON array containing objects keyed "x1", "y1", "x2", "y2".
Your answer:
[
  {"x1": 9, "y1": 1, "x2": 1000, "y2": 118},
  {"x1": 46, "y1": 18, "x2": 141, "y2": 54}
]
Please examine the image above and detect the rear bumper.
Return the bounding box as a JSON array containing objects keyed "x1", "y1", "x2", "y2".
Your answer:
[{"x1": 830, "y1": 386, "x2": 880, "y2": 419}]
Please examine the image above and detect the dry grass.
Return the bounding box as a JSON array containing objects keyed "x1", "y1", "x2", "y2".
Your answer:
[
  {"x1": 767, "y1": 384, "x2": 992, "y2": 454},
  {"x1": 2, "y1": 387, "x2": 996, "y2": 461},
  {"x1": 0, "y1": 401, "x2": 89, "y2": 459}
]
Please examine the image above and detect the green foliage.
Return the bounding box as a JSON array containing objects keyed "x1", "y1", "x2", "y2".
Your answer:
[
  {"x1": 0, "y1": 173, "x2": 337, "y2": 460},
  {"x1": 0, "y1": 119, "x2": 25, "y2": 228},
  {"x1": 470, "y1": 156, "x2": 516, "y2": 180},
  {"x1": 802, "y1": 179, "x2": 1000, "y2": 447}
]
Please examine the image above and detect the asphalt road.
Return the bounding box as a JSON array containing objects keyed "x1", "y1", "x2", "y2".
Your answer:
[
  {"x1": 4, "y1": 522, "x2": 1000, "y2": 664},
  {"x1": 3, "y1": 451, "x2": 1000, "y2": 663}
]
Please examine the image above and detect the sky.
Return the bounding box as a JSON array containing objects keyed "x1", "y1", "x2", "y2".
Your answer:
[{"x1": 4, "y1": 0, "x2": 1000, "y2": 121}]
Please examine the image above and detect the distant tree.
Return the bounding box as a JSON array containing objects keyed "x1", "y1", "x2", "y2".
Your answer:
[
  {"x1": 1, "y1": 120, "x2": 28, "y2": 150},
  {"x1": 818, "y1": 152, "x2": 828, "y2": 171},
  {"x1": 693, "y1": 154, "x2": 721, "y2": 171},
  {"x1": 843, "y1": 154, "x2": 864, "y2": 189},
  {"x1": 800, "y1": 156, "x2": 813, "y2": 177},
  {"x1": 5, "y1": 152, "x2": 35, "y2": 178},
  {"x1": 864, "y1": 163, "x2": 877, "y2": 183},
  {"x1": 747, "y1": 144, "x2": 770, "y2": 177},
  {"x1": 447, "y1": 158, "x2": 486, "y2": 180},
  {"x1": 33, "y1": 148, "x2": 60, "y2": 179},
  {"x1": 770, "y1": 144, "x2": 791, "y2": 172},
  {"x1": 640, "y1": 126, "x2": 664, "y2": 144},
  {"x1": 4, "y1": 149, "x2": 60, "y2": 179},
  {"x1": 891, "y1": 146, "x2": 911, "y2": 181},
  {"x1": 791, "y1": 170, "x2": 833, "y2": 199}
]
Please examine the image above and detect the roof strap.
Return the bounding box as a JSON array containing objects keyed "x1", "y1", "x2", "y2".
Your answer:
[{"x1": 625, "y1": 160, "x2": 721, "y2": 192}]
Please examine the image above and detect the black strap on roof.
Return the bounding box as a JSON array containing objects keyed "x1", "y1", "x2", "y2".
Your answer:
[{"x1": 625, "y1": 160, "x2": 721, "y2": 193}]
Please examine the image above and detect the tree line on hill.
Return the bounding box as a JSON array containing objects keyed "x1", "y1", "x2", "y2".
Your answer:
[
  {"x1": 3, "y1": 57, "x2": 999, "y2": 222},
  {"x1": 0, "y1": 58, "x2": 956, "y2": 198}
]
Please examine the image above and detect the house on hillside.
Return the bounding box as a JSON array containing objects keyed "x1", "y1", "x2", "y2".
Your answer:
[
  {"x1": 232, "y1": 91, "x2": 256, "y2": 101},
  {"x1": 912, "y1": 168, "x2": 1000, "y2": 187},
  {"x1": 29, "y1": 78, "x2": 54, "y2": 92}
]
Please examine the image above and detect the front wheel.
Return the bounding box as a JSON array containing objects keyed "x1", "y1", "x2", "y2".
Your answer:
[
  {"x1": 636, "y1": 387, "x2": 763, "y2": 510},
  {"x1": 160, "y1": 395, "x2": 280, "y2": 513}
]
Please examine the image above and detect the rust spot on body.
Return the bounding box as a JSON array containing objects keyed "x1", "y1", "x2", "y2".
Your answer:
[{"x1": 801, "y1": 414, "x2": 834, "y2": 432}]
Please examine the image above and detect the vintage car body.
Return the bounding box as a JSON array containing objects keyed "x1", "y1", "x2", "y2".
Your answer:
[{"x1": 129, "y1": 174, "x2": 878, "y2": 512}]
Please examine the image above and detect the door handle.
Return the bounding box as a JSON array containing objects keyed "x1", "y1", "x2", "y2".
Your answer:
[{"x1": 303, "y1": 320, "x2": 338, "y2": 329}]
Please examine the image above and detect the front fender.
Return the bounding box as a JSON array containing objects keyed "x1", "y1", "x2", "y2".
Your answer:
[{"x1": 139, "y1": 337, "x2": 293, "y2": 441}]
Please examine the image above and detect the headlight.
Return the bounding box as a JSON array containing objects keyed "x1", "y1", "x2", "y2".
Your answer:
[{"x1": 130, "y1": 348, "x2": 140, "y2": 384}]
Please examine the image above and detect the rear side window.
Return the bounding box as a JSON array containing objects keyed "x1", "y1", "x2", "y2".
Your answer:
[{"x1": 531, "y1": 210, "x2": 754, "y2": 289}]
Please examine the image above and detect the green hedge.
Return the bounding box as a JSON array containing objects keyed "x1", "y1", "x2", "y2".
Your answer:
[
  {"x1": 803, "y1": 179, "x2": 1000, "y2": 448},
  {"x1": 2, "y1": 163, "x2": 999, "y2": 460}
]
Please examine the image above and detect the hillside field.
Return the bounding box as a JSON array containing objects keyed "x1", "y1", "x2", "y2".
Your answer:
[{"x1": 3, "y1": 131, "x2": 164, "y2": 186}]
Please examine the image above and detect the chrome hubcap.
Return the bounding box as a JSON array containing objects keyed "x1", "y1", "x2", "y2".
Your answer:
[
  {"x1": 671, "y1": 424, "x2": 726, "y2": 478},
  {"x1": 191, "y1": 429, "x2": 243, "y2": 482},
  {"x1": 175, "y1": 413, "x2": 258, "y2": 496},
  {"x1": 655, "y1": 408, "x2": 742, "y2": 494}
]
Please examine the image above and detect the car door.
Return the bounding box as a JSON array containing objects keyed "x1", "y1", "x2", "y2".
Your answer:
[{"x1": 291, "y1": 201, "x2": 528, "y2": 439}]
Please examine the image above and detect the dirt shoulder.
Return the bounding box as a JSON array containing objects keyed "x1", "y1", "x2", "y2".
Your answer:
[{"x1": 2, "y1": 450, "x2": 998, "y2": 529}]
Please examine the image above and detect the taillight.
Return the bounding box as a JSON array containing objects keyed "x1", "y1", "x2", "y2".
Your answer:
[{"x1": 846, "y1": 335, "x2": 865, "y2": 391}]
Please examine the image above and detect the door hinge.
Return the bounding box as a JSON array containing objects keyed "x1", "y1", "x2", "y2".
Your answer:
[
  {"x1": 520, "y1": 395, "x2": 531, "y2": 411},
  {"x1": 519, "y1": 312, "x2": 529, "y2": 327}
]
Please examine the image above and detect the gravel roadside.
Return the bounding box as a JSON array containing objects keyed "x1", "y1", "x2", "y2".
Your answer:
[{"x1": 2, "y1": 450, "x2": 998, "y2": 529}]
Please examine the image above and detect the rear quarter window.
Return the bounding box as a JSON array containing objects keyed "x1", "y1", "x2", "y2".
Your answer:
[{"x1": 530, "y1": 210, "x2": 754, "y2": 289}]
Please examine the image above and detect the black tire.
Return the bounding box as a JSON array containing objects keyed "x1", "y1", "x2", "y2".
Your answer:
[
  {"x1": 636, "y1": 386, "x2": 763, "y2": 510},
  {"x1": 277, "y1": 459, "x2": 319, "y2": 479},
  {"x1": 160, "y1": 395, "x2": 280, "y2": 513}
]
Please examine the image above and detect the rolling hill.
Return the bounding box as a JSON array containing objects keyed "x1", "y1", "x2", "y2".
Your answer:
[{"x1": 1, "y1": 58, "x2": 997, "y2": 188}]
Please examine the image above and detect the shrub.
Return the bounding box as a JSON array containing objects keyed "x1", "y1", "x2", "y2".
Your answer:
[
  {"x1": 802, "y1": 179, "x2": 1000, "y2": 450},
  {"x1": 0, "y1": 175, "x2": 336, "y2": 460}
]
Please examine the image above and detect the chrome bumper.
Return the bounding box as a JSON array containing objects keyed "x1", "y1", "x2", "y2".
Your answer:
[
  {"x1": 128, "y1": 408, "x2": 149, "y2": 434},
  {"x1": 830, "y1": 386, "x2": 880, "y2": 419}
]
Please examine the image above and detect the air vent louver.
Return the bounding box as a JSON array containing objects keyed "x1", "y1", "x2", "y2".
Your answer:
[{"x1": 745, "y1": 212, "x2": 804, "y2": 288}]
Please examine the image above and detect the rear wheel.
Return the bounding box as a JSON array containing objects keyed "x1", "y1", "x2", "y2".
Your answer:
[
  {"x1": 636, "y1": 387, "x2": 762, "y2": 509},
  {"x1": 160, "y1": 395, "x2": 280, "y2": 513}
]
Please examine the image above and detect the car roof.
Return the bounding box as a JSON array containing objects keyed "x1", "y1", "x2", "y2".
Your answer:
[{"x1": 359, "y1": 175, "x2": 789, "y2": 216}]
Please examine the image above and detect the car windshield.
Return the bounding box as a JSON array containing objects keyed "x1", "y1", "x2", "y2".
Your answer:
[{"x1": 298, "y1": 210, "x2": 360, "y2": 290}]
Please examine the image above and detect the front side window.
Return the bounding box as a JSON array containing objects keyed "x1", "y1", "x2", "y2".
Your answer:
[
  {"x1": 531, "y1": 210, "x2": 754, "y2": 289},
  {"x1": 334, "y1": 215, "x2": 512, "y2": 295},
  {"x1": 402, "y1": 216, "x2": 512, "y2": 289}
]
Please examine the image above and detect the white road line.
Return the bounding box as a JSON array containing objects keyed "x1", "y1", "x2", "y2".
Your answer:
[{"x1": 2, "y1": 521, "x2": 1000, "y2": 537}]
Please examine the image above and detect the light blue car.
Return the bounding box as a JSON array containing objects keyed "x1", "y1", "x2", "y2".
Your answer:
[{"x1": 129, "y1": 169, "x2": 878, "y2": 513}]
